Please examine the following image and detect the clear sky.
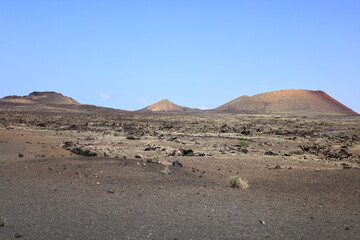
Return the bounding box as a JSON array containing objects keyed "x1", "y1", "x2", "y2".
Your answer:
[{"x1": 1, "y1": 1, "x2": 359, "y2": 112}]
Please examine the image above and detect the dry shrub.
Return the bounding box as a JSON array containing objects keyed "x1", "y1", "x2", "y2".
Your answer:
[
  {"x1": 160, "y1": 166, "x2": 171, "y2": 175},
  {"x1": 230, "y1": 176, "x2": 249, "y2": 189}
]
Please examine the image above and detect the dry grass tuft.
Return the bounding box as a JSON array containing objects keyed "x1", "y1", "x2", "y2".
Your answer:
[
  {"x1": 160, "y1": 166, "x2": 171, "y2": 175},
  {"x1": 230, "y1": 176, "x2": 249, "y2": 189}
]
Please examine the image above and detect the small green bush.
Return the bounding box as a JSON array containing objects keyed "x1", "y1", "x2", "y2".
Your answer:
[{"x1": 239, "y1": 140, "x2": 249, "y2": 148}]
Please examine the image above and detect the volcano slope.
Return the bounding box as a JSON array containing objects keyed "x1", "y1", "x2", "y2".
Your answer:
[
  {"x1": 216, "y1": 89, "x2": 358, "y2": 115},
  {"x1": 0, "y1": 91, "x2": 127, "y2": 114},
  {"x1": 139, "y1": 99, "x2": 194, "y2": 112},
  {"x1": 0, "y1": 110, "x2": 359, "y2": 239}
]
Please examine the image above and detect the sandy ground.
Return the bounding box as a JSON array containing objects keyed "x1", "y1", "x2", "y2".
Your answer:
[{"x1": 0, "y1": 111, "x2": 359, "y2": 239}]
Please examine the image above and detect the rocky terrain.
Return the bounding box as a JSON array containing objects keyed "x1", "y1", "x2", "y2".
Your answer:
[{"x1": 0, "y1": 110, "x2": 359, "y2": 239}]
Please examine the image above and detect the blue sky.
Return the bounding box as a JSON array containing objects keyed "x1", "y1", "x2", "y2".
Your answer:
[{"x1": 1, "y1": 1, "x2": 359, "y2": 112}]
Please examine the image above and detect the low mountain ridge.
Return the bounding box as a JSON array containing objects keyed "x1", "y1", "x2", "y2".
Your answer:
[
  {"x1": 1, "y1": 89, "x2": 357, "y2": 115},
  {"x1": 2, "y1": 91, "x2": 80, "y2": 105},
  {"x1": 0, "y1": 91, "x2": 126, "y2": 113}
]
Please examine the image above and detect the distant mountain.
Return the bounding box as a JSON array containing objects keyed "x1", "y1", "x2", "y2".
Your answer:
[
  {"x1": 0, "y1": 91, "x2": 125, "y2": 113},
  {"x1": 1, "y1": 89, "x2": 357, "y2": 115},
  {"x1": 139, "y1": 99, "x2": 193, "y2": 112},
  {"x1": 216, "y1": 89, "x2": 357, "y2": 115},
  {"x1": 2, "y1": 91, "x2": 80, "y2": 105}
]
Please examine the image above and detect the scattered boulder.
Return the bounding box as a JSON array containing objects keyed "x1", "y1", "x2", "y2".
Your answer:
[
  {"x1": 164, "y1": 148, "x2": 181, "y2": 157},
  {"x1": 126, "y1": 136, "x2": 141, "y2": 140},
  {"x1": 37, "y1": 123, "x2": 46, "y2": 127},
  {"x1": 62, "y1": 141, "x2": 97, "y2": 157},
  {"x1": 241, "y1": 129, "x2": 251, "y2": 135},
  {"x1": 340, "y1": 163, "x2": 352, "y2": 169},
  {"x1": 218, "y1": 144, "x2": 249, "y2": 154},
  {"x1": 168, "y1": 136, "x2": 178, "y2": 141},
  {"x1": 179, "y1": 148, "x2": 194, "y2": 156},
  {"x1": 337, "y1": 148, "x2": 352, "y2": 159},
  {"x1": 84, "y1": 136, "x2": 95, "y2": 141},
  {"x1": 144, "y1": 144, "x2": 161, "y2": 151},
  {"x1": 300, "y1": 144, "x2": 353, "y2": 161},
  {"x1": 74, "y1": 148, "x2": 97, "y2": 157},
  {"x1": 194, "y1": 152, "x2": 206, "y2": 157},
  {"x1": 143, "y1": 144, "x2": 185, "y2": 157},
  {"x1": 241, "y1": 149, "x2": 248, "y2": 154},
  {"x1": 172, "y1": 160, "x2": 183, "y2": 167},
  {"x1": 146, "y1": 158, "x2": 154, "y2": 163},
  {"x1": 274, "y1": 165, "x2": 282, "y2": 169},
  {"x1": 167, "y1": 136, "x2": 185, "y2": 144},
  {"x1": 219, "y1": 124, "x2": 232, "y2": 133},
  {"x1": 63, "y1": 141, "x2": 129, "y2": 158},
  {"x1": 265, "y1": 151, "x2": 278, "y2": 156},
  {"x1": 67, "y1": 124, "x2": 79, "y2": 130}
]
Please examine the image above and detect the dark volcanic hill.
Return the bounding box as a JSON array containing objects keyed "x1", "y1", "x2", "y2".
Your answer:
[
  {"x1": 139, "y1": 99, "x2": 193, "y2": 112},
  {"x1": 216, "y1": 89, "x2": 357, "y2": 115},
  {"x1": 2, "y1": 91, "x2": 80, "y2": 105},
  {"x1": 0, "y1": 91, "x2": 125, "y2": 113}
]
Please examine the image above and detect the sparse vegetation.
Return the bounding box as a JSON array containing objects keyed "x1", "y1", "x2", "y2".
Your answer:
[
  {"x1": 160, "y1": 166, "x2": 171, "y2": 174},
  {"x1": 239, "y1": 140, "x2": 249, "y2": 148},
  {"x1": 230, "y1": 176, "x2": 249, "y2": 189}
]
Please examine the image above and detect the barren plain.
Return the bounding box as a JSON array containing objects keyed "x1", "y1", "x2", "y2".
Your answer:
[{"x1": 0, "y1": 110, "x2": 359, "y2": 239}]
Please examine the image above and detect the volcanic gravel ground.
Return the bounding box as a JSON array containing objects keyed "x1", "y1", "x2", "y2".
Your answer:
[{"x1": 0, "y1": 111, "x2": 360, "y2": 239}]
